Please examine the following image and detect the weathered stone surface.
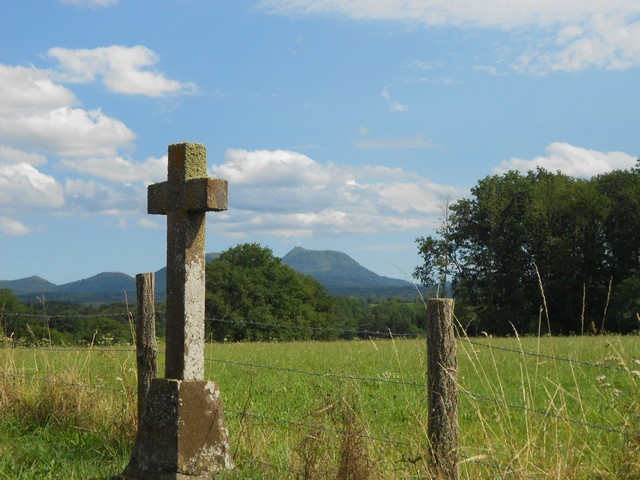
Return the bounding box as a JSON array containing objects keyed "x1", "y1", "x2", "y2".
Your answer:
[
  {"x1": 147, "y1": 142, "x2": 228, "y2": 381},
  {"x1": 120, "y1": 142, "x2": 233, "y2": 478},
  {"x1": 121, "y1": 379, "x2": 234, "y2": 479}
]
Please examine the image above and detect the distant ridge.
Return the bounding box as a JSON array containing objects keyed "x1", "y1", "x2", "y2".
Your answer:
[
  {"x1": 281, "y1": 246, "x2": 419, "y2": 297},
  {"x1": 1, "y1": 248, "x2": 420, "y2": 303},
  {"x1": 0, "y1": 276, "x2": 58, "y2": 295}
]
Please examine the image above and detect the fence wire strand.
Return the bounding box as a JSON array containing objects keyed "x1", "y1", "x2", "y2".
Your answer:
[
  {"x1": 0, "y1": 370, "x2": 126, "y2": 393},
  {"x1": 206, "y1": 356, "x2": 426, "y2": 387},
  {"x1": 207, "y1": 316, "x2": 421, "y2": 338},
  {"x1": 462, "y1": 338, "x2": 630, "y2": 372}
]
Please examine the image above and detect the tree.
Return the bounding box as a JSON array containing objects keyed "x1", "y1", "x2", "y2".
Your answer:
[
  {"x1": 205, "y1": 243, "x2": 337, "y2": 341},
  {"x1": 415, "y1": 166, "x2": 640, "y2": 335}
]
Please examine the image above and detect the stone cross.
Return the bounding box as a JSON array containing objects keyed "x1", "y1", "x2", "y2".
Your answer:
[{"x1": 148, "y1": 142, "x2": 227, "y2": 380}]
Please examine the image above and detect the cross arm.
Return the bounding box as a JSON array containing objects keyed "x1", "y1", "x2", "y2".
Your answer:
[{"x1": 148, "y1": 178, "x2": 228, "y2": 215}]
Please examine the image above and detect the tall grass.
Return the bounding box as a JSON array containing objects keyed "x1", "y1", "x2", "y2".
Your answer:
[
  {"x1": 1, "y1": 334, "x2": 639, "y2": 478},
  {"x1": 0, "y1": 346, "x2": 137, "y2": 479}
]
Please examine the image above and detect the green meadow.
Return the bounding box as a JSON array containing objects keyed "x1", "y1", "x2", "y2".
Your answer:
[{"x1": 1, "y1": 335, "x2": 639, "y2": 479}]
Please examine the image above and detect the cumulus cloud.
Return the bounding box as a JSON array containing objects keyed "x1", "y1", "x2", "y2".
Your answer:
[
  {"x1": 0, "y1": 61, "x2": 167, "y2": 231},
  {"x1": 0, "y1": 217, "x2": 30, "y2": 236},
  {"x1": 0, "y1": 65, "x2": 135, "y2": 158},
  {"x1": 65, "y1": 178, "x2": 143, "y2": 214},
  {"x1": 48, "y1": 45, "x2": 197, "y2": 96},
  {"x1": 0, "y1": 65, "x2": 79, "y2": 115},
  {"x1": 517, "y1": 15, "x2": 640, "y2": 73},
  {"x1": 495, "y1": 142, "x2": 637, "y2": 177},
  {"x1": 0, "y1": 163, "x2": 65, "y2": 209},
  {"x1": 259, "y1": 0, "x2": 640, "y2": 72},
  {"x1": 60, "y1": 155, "x2": 167, "y2": 184},
  {"x1": 0, "y1": 106, "x2": 135, "y2": 158},
  {"x1": 214, "y1": 149, "x2": 333, "y2": 187},
  {"x1": 0, "y1": 145, "x2": 47, "y2": 166},
  {"x1": 211, "y1": 148, "x2": 462, "y2": 238}
]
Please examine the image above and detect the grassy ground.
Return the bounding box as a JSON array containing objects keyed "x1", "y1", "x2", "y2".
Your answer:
[{"x1": 1, "y1": 335, "x2": 639, "y2": 478}]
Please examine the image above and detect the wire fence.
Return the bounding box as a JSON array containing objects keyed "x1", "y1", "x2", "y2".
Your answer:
[{"x1": 1, "y1": 309, "x2": 636, "y2": 476}]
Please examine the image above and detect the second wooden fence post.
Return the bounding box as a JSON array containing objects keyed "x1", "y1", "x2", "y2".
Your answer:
[
  {"x1": 426, "y1": 298, "x2": 459, "y2": 479},
  {"x1": 135, "y1": 272, "x2": 158, "y2": 422}
]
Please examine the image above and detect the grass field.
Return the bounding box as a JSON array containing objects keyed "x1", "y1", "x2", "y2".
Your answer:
[{"x1": 1, "y1": 335, "x2": 639, "y2": 479}]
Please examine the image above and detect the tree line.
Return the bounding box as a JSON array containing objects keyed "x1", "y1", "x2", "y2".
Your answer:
[
  {"x1": 414, "y1": 164, "x2": 640, "y2": 335},
  {"x1": 1, "y1": 243, "x2": 425, "y2": 345}
]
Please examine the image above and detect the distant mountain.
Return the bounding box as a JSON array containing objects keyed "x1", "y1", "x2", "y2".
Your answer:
[
  {"x1": 281, "y1": 247, "x2": 420, "y2": 298},
  {"x1": 0, "y1": 276, "x2": 58, "y2": 295},
  {"x1": 1, "y1": 248, "x2": 420, "y2": 303},
  {"x1": 0, "y1": 272, "x2": 136, "y2": 304},
  {"x1": 56, "y1": 272, "x2": 136, "y2": 294}
]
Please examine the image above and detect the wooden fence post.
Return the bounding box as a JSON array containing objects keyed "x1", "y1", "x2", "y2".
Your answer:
[
  {"x1": 135, "y1": 272, "x2": 158, "y2": 422},
  {"x1": 426, "y1": 298, "x2": 458, "y2": 479}
]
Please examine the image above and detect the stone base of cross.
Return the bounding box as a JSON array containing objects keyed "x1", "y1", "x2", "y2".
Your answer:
[
  {"x1": 122, "y1": 379, "x2": 233, "y2": 479},
  {"x1": 120, "y1": 143, "x2": 233, "y2": 478}
]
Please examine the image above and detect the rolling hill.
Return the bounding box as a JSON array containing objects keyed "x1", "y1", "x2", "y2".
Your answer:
[
  {"x1": 281, "y1": 247, "x2": 419, "y2": 297},
  {"x1": 1, "y1": 248, "x2": 420, "y2": 302}
]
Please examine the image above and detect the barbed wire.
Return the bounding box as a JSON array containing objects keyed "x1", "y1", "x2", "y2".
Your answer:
[
  {"x1": 461, "y1": 338, "x2": 630, "y2": 372},
  {"x1": 0, "y1": 345, "x2": 136, "y2": 352},
  {"x1": 5, "y1": 312, "x2": 632, "y2": 374},
  {"x1": 207, "y1": 317, "x2": 421, "y2": 338},
  {"x1": 459, "y1": 388, "x2": 624, "y2": 434},
  {"x1": 206, "y1": 356, "x2": 426, "y2": 387},
  {"x1": 208, "y1": 356, "x2": 626, "y2": 435},
  {"x1": 0, "y1": 312, "x2": 131, "y2": 319},
  {"x1": 225, "y1": 408, "x2": 416, "y2": 448},
  {"x1": 225, "y1": 409, "x2": 510, "y2": 472},
  {"x1": 0, "y1": 370, "x2": 127, "y2": 393}
]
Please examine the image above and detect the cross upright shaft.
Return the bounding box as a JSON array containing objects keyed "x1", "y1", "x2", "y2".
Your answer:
[{"x1": 148, "y1": 142, "x2": 228, "y2": 380}]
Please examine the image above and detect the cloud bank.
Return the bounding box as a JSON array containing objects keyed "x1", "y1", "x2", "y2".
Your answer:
[
  {"x1": 211, "y1": 148, "x2": 462, "y2": 238},
  {"x1": 48, "y1": 46, "x2": 197, "y2": 96},
  {"x1": 258, "y1": 0, "x2": 640, "y2": 73},
  {"x1": 495, "y1": 142, "x2": 638, "y2": 177}
]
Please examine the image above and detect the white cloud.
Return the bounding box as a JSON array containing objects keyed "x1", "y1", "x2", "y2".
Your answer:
[
  {"x1": 380, "y1": 86, "x2": 408, "y2": 112},
  {"x1": 59, "y1": 0, "x2": 119, "y2": 7},
  {"x1": 137, "y1": 218, "x2": 162, "y2": 229},
  {"x1": 517, "y1": 15, "x2": 640, "y2": 73},
  {"x1": 0, "y1": 65, "x2": 79, "y2": 115},
  {"x1": 60, "y1": 155, "x2": 167, "y2": 183},
  {"x1": 211, "y1": 148, "x2": 462, "y2": 238},
  {"x1": 0, "y1": 65, "x2": 135, "y2": 158},
  {"x1": 0, "y1": 217, "x2": 31, "y2": 236},
  {"x1": 259, "y1": 1, "x2": 640, "y2": 72},
  {"x1": 258, "y1": 0, "x2": 639, "y2": 29},
  {"x1": 0, "y1": 106, "x2": 135, "y2": 158},
  {"x1": 214, "y1": 149, "x2": 333, "y2": 187},
  {"x1": 495, "y1": 142, "x2": 637, "y2": 177},
  {"x1": 0, "y1": 62, "x2": 160, "y2": 225},
  {"x1": 64, "y1": 178, "x2": 143, "y2": 214},
  {"x1": 48, "y1": 45, "x2": 197, "y2": 96},
  {"x1": 0, "y1": 163, "x2": 65, "y2": 209},
  {"x1": 0, "y1": 145, "x2": 47, "y2": 166}
]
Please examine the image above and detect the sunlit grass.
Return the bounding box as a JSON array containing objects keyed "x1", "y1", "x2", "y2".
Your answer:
[{"x1": 1, "y1": 335, "x2": 639, "y2": 478}]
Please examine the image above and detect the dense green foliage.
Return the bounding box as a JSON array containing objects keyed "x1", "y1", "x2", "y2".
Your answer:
[
  {"x1": 205, "y1": 243, "x2": 338, "y2": 341},
  {"x1": 415, "y1": 165, "x2": 640, "y2": 335},
  {"x1": 205, "y1": 243, "x2": 425, "y2": 341},
  {"x1": 0, "y1": 288, "x2": 135, "y2": 346},
  {"x1": 1, "y1": 244, "x2": 426, "y2": 345}
]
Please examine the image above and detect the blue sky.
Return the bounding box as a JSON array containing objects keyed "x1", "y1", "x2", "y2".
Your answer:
[{"x1": 1, "y1": 0, "x2": 639, "y2": 285}]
